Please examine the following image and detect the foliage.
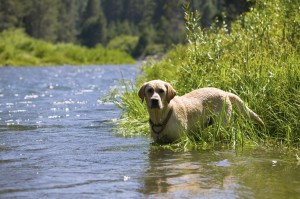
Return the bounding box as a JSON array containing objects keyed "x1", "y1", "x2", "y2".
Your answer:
[
  {"x1": 116, "y1": 0, "x2": 300, "y2": 150},
  {"x1": 107, "y1": 35, "x2": 139, "y2": 55},
  {"x1": 0, "y1": 0, "x2": 252, "y2": 57},
  {"x1": 0, "y1": 29, "x2": 135, "y2": 66},
  {"x1": 79, "y1": 0, "x2": 107, "y2": 47}
]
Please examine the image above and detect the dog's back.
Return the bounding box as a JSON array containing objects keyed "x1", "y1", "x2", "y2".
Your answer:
[{"x1": 179, "y1": 87, "x2": 264, "y2": 127}]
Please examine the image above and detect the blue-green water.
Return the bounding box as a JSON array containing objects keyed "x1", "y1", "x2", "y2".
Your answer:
[{"x1": 0, "y1": 65, "x2": 299, "y2": 198}]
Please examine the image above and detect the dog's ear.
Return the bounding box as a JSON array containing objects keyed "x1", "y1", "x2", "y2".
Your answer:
[
  {"x1": 138, "y1": 83, "x2": 147, "y2": 102},
  {"x1": 165, "y1": 82, "x2": 176, "y2": 103}
]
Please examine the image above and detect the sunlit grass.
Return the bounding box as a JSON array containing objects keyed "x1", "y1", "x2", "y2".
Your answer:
[
  {"x1": 115, "y1": 0, "x2": 300, "y2": 150},
  {"x1": 0, "y1": 29, "x2": 135, "y2": 66}
]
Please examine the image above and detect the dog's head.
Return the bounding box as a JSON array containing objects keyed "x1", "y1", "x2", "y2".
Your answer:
[{"x1": 138, "y1": 80, "x2": 176, "y2": 109}]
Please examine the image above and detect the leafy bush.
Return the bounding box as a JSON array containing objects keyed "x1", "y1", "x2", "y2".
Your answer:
[
  {"x1": 107, "y1": 35, "x2": 139, "y2": 55},
  {"x1": 117, "y1": 0, "x2": 300, "y2": 150},
  {"x1": 0, "y1": 29, "x2": 135, "y2": 66}
]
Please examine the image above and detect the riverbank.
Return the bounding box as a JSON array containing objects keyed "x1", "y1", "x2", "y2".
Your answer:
[
  {"x1": 0, "y1": 29, "x2": 135, "y2": 66},
  {"x1": 116, "y1": 0, "x2": 300, "y2": 150}
]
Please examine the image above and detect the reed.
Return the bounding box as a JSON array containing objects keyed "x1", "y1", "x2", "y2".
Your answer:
[{"x1": 116, "y1": 0, "x2": 299, "y2": 150}]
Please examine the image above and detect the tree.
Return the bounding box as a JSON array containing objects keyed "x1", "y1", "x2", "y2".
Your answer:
[
  {"x1": 0, "y1": 0, "x2": 31, "y2": 31},
  {"x1": 79, "y1": 0, "x2": 107, "y2": 47},
  {"x1": 23, "y1": 0, "x2": 59, "y2": 42},
  {"x1": 102, "y1": 0, "x2": 123, "y2": 23},
  {"x1": 56, "y1": 0, "x2": 78, "y2": 43}
]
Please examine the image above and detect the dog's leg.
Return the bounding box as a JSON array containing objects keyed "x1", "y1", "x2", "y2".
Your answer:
[
  {"x1": 207, "y1": 117, "x2": 214, "y2": 126},
  {"x1": 216, "y1": 97, "x2": 232, "y2": 127}
]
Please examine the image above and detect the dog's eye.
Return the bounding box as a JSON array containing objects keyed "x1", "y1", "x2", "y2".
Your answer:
[
  {"x1": 147, "y1": 88, "x2": 154, "y2": 93},
  {"x1": 158, "y1": 89, "x2": 164, "y2": 94}
]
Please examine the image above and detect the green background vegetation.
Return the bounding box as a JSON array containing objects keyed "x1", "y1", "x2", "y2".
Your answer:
[
  {"x1": 0, "y1": 0, "x2": 251, "y2": 60},
  {"x1": 117, "y1": 0, "x2": 300, "y2": 150},
  {"x1": 0, "y1": 29, "x2": 135, "y2": 66}
]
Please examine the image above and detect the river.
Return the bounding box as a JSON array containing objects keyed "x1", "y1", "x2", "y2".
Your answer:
[{"x1": 0, "y1": 65, "x2": 299, "y2": 198}]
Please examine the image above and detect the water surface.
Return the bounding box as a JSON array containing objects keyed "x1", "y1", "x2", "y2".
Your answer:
[{"x1": 0, "y1": 65, "x2": 299, "y2": 198}]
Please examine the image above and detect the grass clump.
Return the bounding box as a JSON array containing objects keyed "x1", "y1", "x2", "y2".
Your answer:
[
  {"x1": 116, "y1": 0, "x2": 300, "y2": 150},
  {"x1": 0, "y1": 29, "x2": 135, "y2": 66}
]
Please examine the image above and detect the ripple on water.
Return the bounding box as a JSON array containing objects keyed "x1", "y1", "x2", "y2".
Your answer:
[
  {"x1": 17, "y1": 101, "x2": 33, "y2": 105},
  {"x1": 24, "y1": 94, "x2": 39, "y2": 100},
  {"x1": 0, "y1": 124, "x2": 39, "y2": 132},
  {"x1": 53, "y1": 100, "x2": 75, "y2": 105},
  {"x1": 48, "y1": 115, "x2": 62, "y2": 119},
  {"x1": 9, "y1": 110, "x2": 27, "y2": 113},
  {"x1": 5, "y1": 103, "x2": 14, "y2": 107},
  {"x1": 214, "y1": 159, "x2": 231, "y2": 167}
]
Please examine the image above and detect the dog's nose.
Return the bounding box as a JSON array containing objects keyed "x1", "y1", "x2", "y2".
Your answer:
[{"x1": 151, "y1": 99, "x2": 159, "y2": 108}]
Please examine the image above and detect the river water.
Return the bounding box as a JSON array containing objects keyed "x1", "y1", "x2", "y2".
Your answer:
[{"x1": 0, "y1": 65, "x2": 299, "y2": 199}]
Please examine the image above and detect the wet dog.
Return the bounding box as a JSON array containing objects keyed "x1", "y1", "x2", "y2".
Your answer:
[{"x1": 138, "y1": 80, "x2": 264, "y2": 143}]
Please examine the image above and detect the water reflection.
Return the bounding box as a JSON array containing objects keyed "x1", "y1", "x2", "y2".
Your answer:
[
  {"x1": 141, "y1": 147, "x2": 300, "y2": 198},
  {"x1": 142, "y1": 148, "x2": 234, "y2": 197}
]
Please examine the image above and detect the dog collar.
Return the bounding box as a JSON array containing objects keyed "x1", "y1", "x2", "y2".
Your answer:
[{"x1": 149, "y1": 108, "x2": 173, "y2": 134}]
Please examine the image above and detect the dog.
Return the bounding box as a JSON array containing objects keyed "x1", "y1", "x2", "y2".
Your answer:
[{"x1": 138, "y1": 80, "x2": 264, "y2": 143}]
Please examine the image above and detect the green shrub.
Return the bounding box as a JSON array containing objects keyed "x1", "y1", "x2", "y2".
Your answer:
[
  {"x1": 0, "y1": 29, "x2": 135, "y2": 66},
  {"x1": 107, "y1": 35, "x2": 139, "y2": 55}
]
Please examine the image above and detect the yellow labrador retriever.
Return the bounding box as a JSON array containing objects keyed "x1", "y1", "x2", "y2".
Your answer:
[{"x1": 138, "y1": 80, "x2": 264, "y2": 143}]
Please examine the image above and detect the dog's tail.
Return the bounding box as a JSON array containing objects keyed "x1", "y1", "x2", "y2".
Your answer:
[{"x1": 228, "y1": 93, "x2": 264, "y2": 126}]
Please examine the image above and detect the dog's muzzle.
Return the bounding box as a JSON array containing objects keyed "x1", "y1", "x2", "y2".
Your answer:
[{"x1": 150, "y1": 98, "x2": 160, "y2": 109}]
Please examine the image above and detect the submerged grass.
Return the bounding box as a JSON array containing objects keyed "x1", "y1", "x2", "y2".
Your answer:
[
  {"x1": 116, "y1": 0, "x2": 300, "y2": 151},
  {"x1": 0, "y1": 29, "x2": 135, "y2": 66}
]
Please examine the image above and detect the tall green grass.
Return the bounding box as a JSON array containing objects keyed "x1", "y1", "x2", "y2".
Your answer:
[
  {"x1": 116, "y1": 0, "x2": 300, "y2": 150},
  {"x1": 0, "y1": 29, "x2": 135, "y2": 66}
]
